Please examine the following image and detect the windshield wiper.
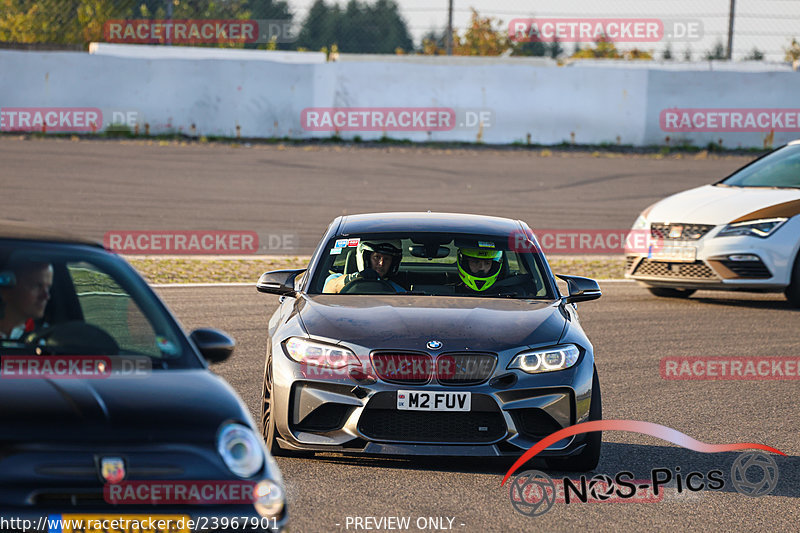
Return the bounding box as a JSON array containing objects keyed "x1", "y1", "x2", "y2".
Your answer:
[
  {"x1": 718, "y1": 184, "x2": 800, "y2": 189},
  {"x1": 491, "y1": 292, "x2": 541, "y2": 299}
]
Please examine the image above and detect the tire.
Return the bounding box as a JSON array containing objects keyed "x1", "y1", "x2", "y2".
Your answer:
[
  {"x1": 261, "y1": 354, "x2": 312, "y2": 458},
  {"x1": 546, "y1": 367, "x2": 601, "y2": 472},
  {"x1": 647, "y1": 287, "x2": 696, "y2": 299},
  {"x1": 785, "y1": 253, "x2": 800, "y2": 308}
]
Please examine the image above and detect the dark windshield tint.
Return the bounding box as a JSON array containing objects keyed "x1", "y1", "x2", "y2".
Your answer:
[
  {"x1": 0, "y1": 241, "x2": 200, "y2": 368},
  {"x1": 719, "y1": 144, "x2": 800, "y2": 188},
  {"x1": 308, "y1": 232, "x2": 555, "y2": 299}
]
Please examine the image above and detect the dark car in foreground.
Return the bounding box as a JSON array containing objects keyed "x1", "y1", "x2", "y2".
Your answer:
[
  {"x1": 257, "y1": 212, "x2": 603, "y2": 471},
  {"x1": 0, "y1": 223, "x2": 286, "y2": 531}
]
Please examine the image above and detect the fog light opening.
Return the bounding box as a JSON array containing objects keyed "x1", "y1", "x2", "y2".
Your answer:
[{"x1": 254, "y1": 480, "x2": 285, "y2": 518}]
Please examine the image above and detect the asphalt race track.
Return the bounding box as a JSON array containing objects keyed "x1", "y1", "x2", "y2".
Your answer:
[
  {"x1": 0, "y1": 137, "x2": 756, "y2": 254},
  {"x1": 3, "y1": 138, "x2": 798, "y2": 531},
  {"x1": 157, "y1": 284, "x2": 798, "y2": 532}
]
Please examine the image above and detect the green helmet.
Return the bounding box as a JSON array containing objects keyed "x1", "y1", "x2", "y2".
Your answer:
[{"x1": 457, "y1": 248, "x2": 503, "y2": 292}]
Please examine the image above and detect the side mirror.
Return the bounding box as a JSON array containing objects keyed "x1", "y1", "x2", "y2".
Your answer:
[
  {"x1": 190, "y1": 328, "x2": 235, "y2": 364},
  {"x1": 256, "y1": 269, "x2": 305, "y2": 296},
  {"x1": 557, "y1": 275, "x2": 602, "y2": 304}
]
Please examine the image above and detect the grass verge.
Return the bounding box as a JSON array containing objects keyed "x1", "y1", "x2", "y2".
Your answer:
[{"x1": 129, "y1": 255, "x2": 627, "y2": 284}]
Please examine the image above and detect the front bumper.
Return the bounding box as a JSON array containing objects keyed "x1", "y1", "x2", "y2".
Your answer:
[
  {"x1": 271, "y1": 349, "x2": 596, "y2": 458},
  {"x1": 625, "y1": 220, "x2": 799, "y2": 291},
  {"x1": 0, "y1": 444, "x2": 287, "y2": 532}
]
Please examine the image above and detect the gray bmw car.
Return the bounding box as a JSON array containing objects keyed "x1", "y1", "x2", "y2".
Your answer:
[{"x1": 257, "y1": 213, "x2": 603, "y2": 471}]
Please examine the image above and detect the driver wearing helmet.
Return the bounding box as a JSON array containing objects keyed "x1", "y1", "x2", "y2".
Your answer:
[
  {"x1": 323, "y1": 239, "x2": 406, "y2": 294},
  {"x1": 455, "y1": 248, "x2": 504, "y2": 293}
]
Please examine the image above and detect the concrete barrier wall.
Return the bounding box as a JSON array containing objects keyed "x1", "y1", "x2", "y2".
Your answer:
[
  {"x1": 2, "y1": 48, "x2": 799, "y2": 147},
  {"x1": 643, "y1": 70, "x2": 800, "y2": 148},
  {"x1": 331, "y1": 62, "x2": 649, "y2": 145}
]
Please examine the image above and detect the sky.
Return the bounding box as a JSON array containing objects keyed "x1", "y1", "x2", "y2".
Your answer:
[{"x1": 286, "y1": 0, "x2": 800, "y2": 62}]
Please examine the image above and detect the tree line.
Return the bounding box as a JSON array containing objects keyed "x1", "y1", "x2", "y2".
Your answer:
[{"x1": 1, "y1": 0, "x2": 791, "y2": 62}]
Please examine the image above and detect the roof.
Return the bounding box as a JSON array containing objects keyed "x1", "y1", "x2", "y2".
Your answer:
[
  {"x1": 337, "y1": 212, "x2": 523, "y2": 237},
  {"x1": 0, "y1": 221, "x2": 102, "y2": 247}
]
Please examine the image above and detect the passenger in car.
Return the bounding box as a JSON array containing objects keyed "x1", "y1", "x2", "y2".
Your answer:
[
  {"x1": 0, "y1": 261, "x2": 53, "y2": 339},
  {"x1": 453, "y1": 248, "x2": 504, "y2": 293}
]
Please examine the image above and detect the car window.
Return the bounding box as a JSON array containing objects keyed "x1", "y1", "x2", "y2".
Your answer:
[
  {"x1": 309, "y1": 233, "x2": 553, "y2": 298},
  {"x1": 720, "y1": 144, "x2": 800, "y2": 188},
  {"x1": 0, "y1": 243, "x2": 191, "y2": 365},
  {"x1": 68, "y1": 262, "x2": 167, "y2": 357}
]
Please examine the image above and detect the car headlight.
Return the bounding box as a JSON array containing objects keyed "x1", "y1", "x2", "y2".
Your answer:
[
  {"x1": 507, "y1": 345, "x2": 580, "y2": 374},
  {"x1": 254, "y1": 480, "x2": 285, "y2": 518},
  {"x1": 716, "y1": 218, "x2": 787, "y2": 238},
  {"x1": 631, "y1": 214, "x2": 649, "y2": 231},
  {"x1": 283, "y1": 337, "x2": 359, "y2": 368},
  {"x1": 217, "y1": 423, "x2": 264, "y2": 478},
  {"x1": 626, "y1": 214, "x2": 653, "y2": 253}
]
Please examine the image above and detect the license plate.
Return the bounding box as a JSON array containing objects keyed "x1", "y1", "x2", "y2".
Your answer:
[
  {"x1": 397, "y1": 390, "x2": 471, "y2": 411},
  {"x1": 53, "y1": 514, "x2": 190, "y2": 533},
  {"x1": 650, "y1": 245, "x2": 696, "y2": 262}
]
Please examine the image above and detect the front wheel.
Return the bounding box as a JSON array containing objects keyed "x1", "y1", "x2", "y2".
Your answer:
[
  {"x1": 546, "y1": 367, "x2": 601, "y2": 472},
  {"x1": 261, "y1": 354, "x2": 313, "y2": 458},
  {"x1": 261, "y1": 355, "x2": 283, "y2": 456},
  {"x1": 648, "y1": 287, "x2": 696, "y2": 299}
]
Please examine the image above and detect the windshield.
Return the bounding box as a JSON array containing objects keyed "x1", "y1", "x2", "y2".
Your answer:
[
  {"x1": 718, "y1": 143, "x2": 800, "y2": 188},
  {"x1": 0, "y1": 242, "x2": 198, "y2": 368},
  {"x1": 308, "y1": 233, "x2": 555, "y2": 299}
]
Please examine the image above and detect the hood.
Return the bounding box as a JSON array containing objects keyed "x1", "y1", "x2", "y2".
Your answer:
[
  {"x1": 297, "y1": 295, "x2": 567, "y2": 352},
  {"x1": 647, "y1": 184, "x2": 800, "y2": 226},
  {"x1": 0, "y1": 370, "x2": 249, "y2": 443}
]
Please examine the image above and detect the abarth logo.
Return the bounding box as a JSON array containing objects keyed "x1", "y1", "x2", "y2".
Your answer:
[
  {"x1": 427, "y1": 340, "x2": 443, "y2": 350},
  {"x1": 100, "y1": 457, "x2": 126, "y2": 484}
]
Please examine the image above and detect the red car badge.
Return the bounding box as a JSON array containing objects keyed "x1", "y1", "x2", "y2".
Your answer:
[{"x1": 100, "y1": 457, "x2": 126, "y2": 484}]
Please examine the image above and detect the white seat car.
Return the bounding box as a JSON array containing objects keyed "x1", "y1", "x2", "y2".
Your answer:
[{"x1": 625, "y1": 140, "x2": 800, "y2": 306}]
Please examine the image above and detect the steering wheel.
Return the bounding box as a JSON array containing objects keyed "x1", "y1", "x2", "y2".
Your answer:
[
  {"x1": 494, "y1": 274, "x2": 528, "y2": 288},
  {"x1": 491, "y1": 274, "x2": 537, "y2": 297},
  {"x1": 24, "y1": 321, "x2": 120, "y2": 355},
  {"x1": 340, "y1": 278, "x2": 398, "y2": 294}
]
